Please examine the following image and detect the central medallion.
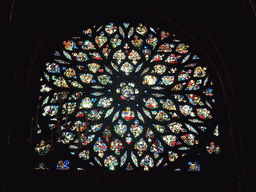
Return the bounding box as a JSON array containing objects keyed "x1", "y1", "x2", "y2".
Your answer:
[
  {"x1": 121, "y1": 85, "x2": 134, "y2": 99},
  {"x1": 116, "y1": 82, "x2": 139, "y2": 101}
]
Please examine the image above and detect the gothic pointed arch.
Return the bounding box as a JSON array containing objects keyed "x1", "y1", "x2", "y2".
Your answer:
[{"x1": 10, "y1": 2, "x2": 245, "y2": 192}]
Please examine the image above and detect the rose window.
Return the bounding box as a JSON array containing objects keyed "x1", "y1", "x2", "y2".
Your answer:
[{"x1": 36, "y1": 22, "x2": 218, "y2": 171}]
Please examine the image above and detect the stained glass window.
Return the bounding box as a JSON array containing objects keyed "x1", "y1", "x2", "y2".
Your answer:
[{"x1": 35, "y1": 22, "x2": 219, "y2": 171}]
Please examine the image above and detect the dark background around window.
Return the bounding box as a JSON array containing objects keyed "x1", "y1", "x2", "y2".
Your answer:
[{"x1": 8, "y1": 1, "x2": 253, "y2": 192}]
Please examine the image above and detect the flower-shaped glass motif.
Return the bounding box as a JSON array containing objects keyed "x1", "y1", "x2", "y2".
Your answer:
[{"x1": 116, "y1": 82, "x2": 139, "y2": 101}]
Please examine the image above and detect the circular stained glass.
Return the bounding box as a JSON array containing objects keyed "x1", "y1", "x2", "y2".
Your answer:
[{"x1": 38, "y1": 22, "x2": 216, "y2": 171}]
